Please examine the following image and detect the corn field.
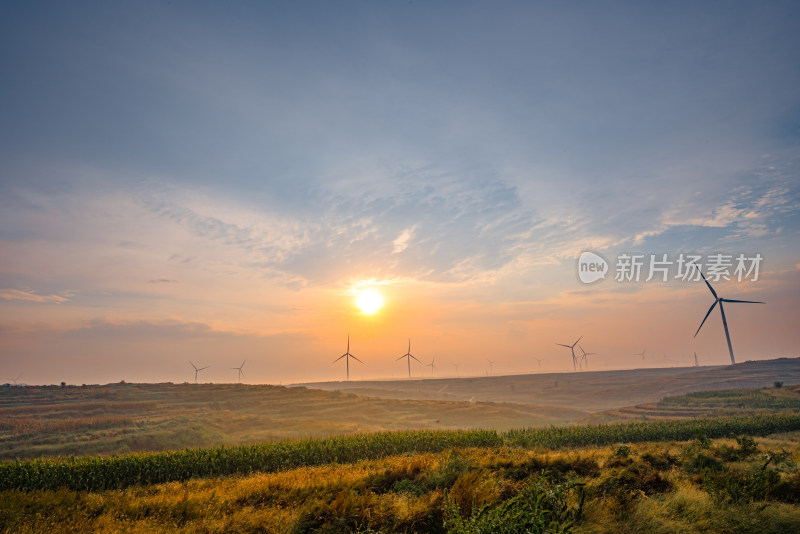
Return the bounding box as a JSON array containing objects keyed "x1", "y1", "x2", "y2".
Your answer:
[
  {"x1": 504, "y1": 413, "x2": 800, "y2": 448},
  {"x1": 2, "y1": 414, "x2": 800, "y2": 492}
]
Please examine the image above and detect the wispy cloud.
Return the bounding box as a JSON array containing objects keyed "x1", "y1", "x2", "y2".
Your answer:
[
  {"x1": 0, "y1": 289, "x2": 70, "y2": 304},
  {"x1": 392, "y1": 226, "x2": 415, "y2": 254}
]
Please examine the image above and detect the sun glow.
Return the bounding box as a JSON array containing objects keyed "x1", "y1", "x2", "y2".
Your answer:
[{"x1": 356, "y1": 289, "x2": 384, "y2": 314}]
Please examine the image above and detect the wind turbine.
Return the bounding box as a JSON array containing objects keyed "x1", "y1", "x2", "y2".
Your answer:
[
  {"x1": 694, "y1": 352, "x2": 699, "y2": 367},
  {"x1": 231, "y1": 360, "x2": 246, "y2": 383},
  {"x1": 556, "y1": 337, "x2": 582, "y2": 371},
  {"x1": 425, "y1": 357, "x2": 437, "y2": 376},
  {"x1": 396, "y1": 338, "x2": 421, "y2": 378},
  {"x1": 487, "y1": 359, "x2": 495, "y2": 374},
  {"x1": 9, "y1": 373, "x2": 23, "y2": 385},
  {"x1": 333, "y1": 335, "x2": 363, "y2": 380},
  {"x1": 694, "y1": 271, "x2": 764, "y2": 365},
  {"x1": 578, "y1": 345, "x2": 595, "y2": 370},
  {"x1": 634, "y1": 348, "x2": 647, "y2": 360},
  {"x1": 535, "y1": 358, "x2": 544, "y2": 369},
  {"x1": 189, "y1": 361, "x2": 209, "y2": 383},
  {"x1": 451, "y1": 362, "x2": 460, "y2": 375}
]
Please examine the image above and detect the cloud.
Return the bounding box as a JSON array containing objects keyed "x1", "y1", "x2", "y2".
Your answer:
[
  {"x1": 0, "y1": 289, "x2": 70, "y2": 304},
  {"x1": 392, "y1": 226, "x2": 415, "y2": 254},
  {"x1": 147, "y1": 279, "x2": 178, "y2": 284}
]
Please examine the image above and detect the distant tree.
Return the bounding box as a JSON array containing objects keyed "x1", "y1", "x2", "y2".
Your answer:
[
  {"x1": 774, "y1": 381, "x2": 783, "y2": 388},
  {"x1": 60, "y1": 382, "x2": 66, "y2": 388}
]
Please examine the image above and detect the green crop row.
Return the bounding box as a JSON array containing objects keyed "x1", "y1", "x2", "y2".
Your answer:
[
  {"x1": 0, "y1": 430, "x2": 501, "y2": 492},
  {"x1": 3, "y1": 414, "x2": 800, "y2": 492},
  {"x1": 504, "y1": 413, "x2": 800, "y2": 448}
]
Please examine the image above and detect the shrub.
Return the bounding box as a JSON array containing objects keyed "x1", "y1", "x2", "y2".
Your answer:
[{"x1": 444, "y1": 477, "x2": 584, "y2": 534}]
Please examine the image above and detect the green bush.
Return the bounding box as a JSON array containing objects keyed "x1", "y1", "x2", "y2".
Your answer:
[{"x1": 444, "y1": 477, "x2": 584, "y2": 534}]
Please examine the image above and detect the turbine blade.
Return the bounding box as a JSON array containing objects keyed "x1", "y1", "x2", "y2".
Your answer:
[
  {"x1": 556, "y1": 344, "x2": 571, "y2": 348},
  {"x1": 351, "y1": 354, "x2": 364, "y2": 364},
  {"x1": 333, "y1": 354, "x2": 346, "y2": 363},
  {"x1": 699, "y1": 271, "x2": 718, "y2": 299},
  {"x1": 410, "y1": 354, "x2": 422, "y2": 363},
  {"x1": 572, "y1": 336, "x2": 583, "y2": 347},
  {"x1": 721, "y1": 299, "x2": 765, "y2": 304},
  {"x1": 396, "y1": 354, "x2": 406, "y2": 361},
  {"x1": 694, "y1": 300, "x2": 718, "y2": 337}
]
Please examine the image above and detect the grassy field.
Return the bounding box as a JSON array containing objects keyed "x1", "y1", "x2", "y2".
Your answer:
[
  {"x1": 584, "y1": 384, "x2": 800, "y2": 424},
  {"x1": 2, "y1": 373, "x2": 800, "y2": 532},
  {"x1": 1, "y1": 358, "x2": 797, "y2": 462},
  {"x1": 0, "y1": 382, "x2": 586, "y2": 461},
  {"x1": 2, "y1": 424, "x2": 799, "y2": 532}
]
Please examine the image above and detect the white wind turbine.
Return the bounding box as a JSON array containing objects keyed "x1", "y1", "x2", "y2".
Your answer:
[
  {"x1": 425, "y1": 357, "x2": 437, "y2": 376},
  {"x1": 694, "y1": 271, "x2": 764, "y2": 365},
  {"x1": 396, "y1": 339, "x2": 421, "y2": 378},
  {"x1": 556, "y1": 336, "x2": 582, "y2": 371},
  {"x1": 189, "y1": 361, "x2": 209, "y2": 383},
  {"x1": 333, "y1": 335, "x2": 363, "y2": 380},
  {"x1": 231, "y1": 360, "x2": 246, "y2": 383},
  {"x1": 578, "y1": 345, "x2": 595, "y2": 370}
]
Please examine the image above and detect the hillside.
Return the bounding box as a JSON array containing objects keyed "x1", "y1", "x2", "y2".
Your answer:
[
  {"x1": 297, "y1": 358, "x2": 800, "y2": 411},
  {"x1": 0, "y1": 382, "x2": 586, "y2": 461}
]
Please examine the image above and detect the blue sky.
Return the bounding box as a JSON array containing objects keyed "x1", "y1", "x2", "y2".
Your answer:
[{"x1": 1, "y1": 2, "x2": 798, "y2": 384}]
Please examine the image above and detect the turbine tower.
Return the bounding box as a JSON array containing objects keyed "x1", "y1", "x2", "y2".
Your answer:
[
  {"x1": 694, "y1": 352, "x2": 699, "y2": 367},
  {"x1": 231, "y1": 360, "x2": 246, "y2": 383},
  {"x1": 556, "y1": 337, "x2": 582, "y2": 371},
  {"x1": 333, "y1": 335, "x2": 363, "y2": 380},
  {"x1": 396, "y1": 338, "x2": 421, "y2": 378},
  {"x1": 694, "y1": 271, "x2": 764, "y2": 365},
  {"x1": 189, "y1": 361, "x2": 209, "y2": 383}
]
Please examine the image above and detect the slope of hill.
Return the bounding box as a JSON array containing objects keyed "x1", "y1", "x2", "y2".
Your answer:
[
  {"x1": 297, "y1": 358, "x2": 800, "y2": 411},
  {"x1": 0, "y1": 382, "x2": 587, "y2": 460},
  {"x1": 582, "y1": 384, "x2": 800, "y2": 424}
]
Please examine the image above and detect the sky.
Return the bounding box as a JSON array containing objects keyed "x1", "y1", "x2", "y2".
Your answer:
[{"x1": 1, "y1": 1, "x2": 799, "y2": 385}]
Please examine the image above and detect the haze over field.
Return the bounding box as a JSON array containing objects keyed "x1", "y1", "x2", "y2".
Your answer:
[{"x1": 1, "y1": 2, "x2": 799, "y2": 385}]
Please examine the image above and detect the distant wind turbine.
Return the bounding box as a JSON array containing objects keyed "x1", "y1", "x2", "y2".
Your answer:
[
  {"x1": 189, "y1": 361, "x2": 209, "y2": 383},
  {"x1": 535, "y1": 358, "x2": 544, "y2": 368},
  {"x1": 694, "y1": 271, "x2": 765, "y2": 365},
  {"x1": 396, "y1": 338, "x2": 421, "y2": 378},
  {"x1": 556, "y1": 337, "x2": 582, "y2": 371},
  {"x1": 231, "y1": 360, "x2": 246, "y2": 383},
  {"x1": 9, "y1": 373, "x2": 23, "y2": 385},
  {"x1": 333, "y1": 335, "x2": 363, "y2": 380},
  {"x1": 425, "y1": 357, "x2": 437, "y2": 376},
  {"x1": 634, "y1": 348, "x2": 647, "y2": 360},
  {"x1": 487, "y1": 359, "x2": 495, "y2": 374},
  {"x1": 578, "y1": 345, "x2": 595, "y2": 370},
  {"x1": 694, "y1": 352, "x2": 699, "y2": 367},
  {"x1": 451, "y1": 362, "x2": 460, "y2": 375}
]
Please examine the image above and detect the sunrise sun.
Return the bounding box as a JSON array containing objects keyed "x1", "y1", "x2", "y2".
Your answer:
[{"x1": 356, "y1": 289, "x2": 384, "y2": 314}]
